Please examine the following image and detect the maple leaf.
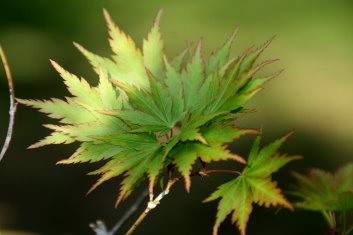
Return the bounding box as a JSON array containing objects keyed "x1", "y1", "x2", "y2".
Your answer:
[
  {"x1": 18, "y1": 8, "x2": 283, "y2": 207},
  {"x1": 143, "y1": 9, "x2": 164, "y2": 78},
  {"x1": 291, "y1": 163, "x2": 353, "y2": 212},
  {"x1": 204, "y1": 133, "x2": 301, "y2": 235},
  {"x1": 171, "y1": 122, "x2": 256, "y2": 191},
  {"x1": 86, "y1": 132, "x2": 165, "y2": 205}
]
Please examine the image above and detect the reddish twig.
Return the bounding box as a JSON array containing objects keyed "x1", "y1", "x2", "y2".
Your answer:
[
  {"x1": 201, "y1": 169, "x2": 242, "y2": 176},
  {"x1": 0, "y1": 45, "x2": 17, "y2": 163},
  {"x1": 198, "y1": 157, "x2": 208, "y2": 175}
]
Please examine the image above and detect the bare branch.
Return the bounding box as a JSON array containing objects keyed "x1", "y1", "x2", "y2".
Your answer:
[
  {"x1": 0, "y1": 44, "x2": 17, "y2": 163},
  {"x1": 90, "y1": 188, "x2": 149, "y2": 235},
  {"x1": 90, "y1": 220, "x2": 109, "y2": 235}
]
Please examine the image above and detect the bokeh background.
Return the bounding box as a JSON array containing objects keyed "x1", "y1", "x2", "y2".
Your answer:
[{"x1": 0, "y1": 0, "x2": 353, "y2": 234}]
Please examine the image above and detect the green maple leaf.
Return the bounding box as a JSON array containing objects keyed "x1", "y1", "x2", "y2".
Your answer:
[
  {"x1": 204, "y1": 133, "x2": 301, "y2": 235},
  {"x1": 291, "y1": 163, "x2": 353, "y2": 212},
  {"x1": 171, "y1": 122, "x2": 257, "y2": 191},
  {"x1": 18, "y1": 8, "x2": 283, "y2": 206},
  {"x1": 86, "y1": 132, "x2": 164, "y2": 204},
  {"x1": 143, "y1": 9, "x2": 164, "y2": 78}
]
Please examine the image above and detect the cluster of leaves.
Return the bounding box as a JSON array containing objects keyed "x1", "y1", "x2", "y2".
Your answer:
[
  {"x1": 292, "y1": 164, "x2": 353, "y2": 212},
  {"x1": 292, "y1": 164, "x2": 353, "y2": 234},
  {"x1": 18, "y1": 9, "x2": 299, "y2": 234}
]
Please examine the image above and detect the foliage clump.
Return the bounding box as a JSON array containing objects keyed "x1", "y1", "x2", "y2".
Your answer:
[
  {"x1": 292, "y1": 164, "x2": 353, "y2": 235},
  {"x1": 19, "y1": 9, "x2": 299, "y2": 234}
]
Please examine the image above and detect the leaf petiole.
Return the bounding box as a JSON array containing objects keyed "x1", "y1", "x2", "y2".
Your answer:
[
  {"x1": 199, "y1": 169, "x2": 242, "y2": 176},
  {"x1": 322, "y1": 211, "x2": 335, "y2": 229}
]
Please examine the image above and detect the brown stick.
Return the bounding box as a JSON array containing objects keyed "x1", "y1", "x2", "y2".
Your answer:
[
  {"x1": 125, "y1": 178, "x2": 179, "y2": 235},
  {"x1": 202, "y1": 169, "x2": 242, "y2": 176},
  {"x1": 0, "y1": 45, "x2": 17, "y2": 163}
]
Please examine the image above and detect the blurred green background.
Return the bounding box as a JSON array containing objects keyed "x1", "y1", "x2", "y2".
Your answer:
[{"x1": 0, "y1": 0, "x2": 353, "y2": 234}]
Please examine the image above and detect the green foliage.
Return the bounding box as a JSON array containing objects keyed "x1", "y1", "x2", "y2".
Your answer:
[
  {"x1": 291, "y1": 164, "x2": 353, "y2": 235},
  {"x1": 205, "y1": 134, "x2": 301, "y2": 235},
  {"x1": 292, "y1": 163, "x2": 353, "y2": 212},
  {"x1": 18, "y1": 9, "x2": 298, "y2": 234}
]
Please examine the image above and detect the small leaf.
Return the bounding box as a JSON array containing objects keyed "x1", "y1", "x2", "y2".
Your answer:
[
  {"x1": 50, "y1": 60, "x2": 102, "y2": 107},
  {"x1": 111, "y1": 80, "x2": 167, "y2": 123},
  {"x1": 172, "y1": 143, "x2": 198, "y2": 192},
  {"x1": 58, "y1": 142, "x2": 122, "y2": 164},
  {"x1": 147, "y1": 149, "x2": 165, "y2": 192},
  {"x1": 164, "y1": 56, "x2": 185, "y2": 123},
  {"x1": 182, "y1": 40, "x2": 205, "y2": 111},
  {"x1": 180, "y1": 128, "x2": 208, "y2": 144},
  {"x1": 17, "y1": 98, "x2": 96, "y2": 124},
  {"x1": 44, "y1": 121, "x2": 123, "y2": 142},
  {"x1": 103, "y1": 9, "x2": 149, "y2": 88},
  {"x1": 143, "y1": 9, "x2": 164, "y2": 78},
  {"x1": 147, "y1": 71, "x2": 173, "y2": 125},
  {"x1": 204, "y1": 176, "x2": 253, "y2": 235},
  {"x1": 97, "y1": 69, "x2": 120, "y2": 110},
  {"x1": 247, "y1": 131, "x2": 294, "y2": 168},
  {"x1": 237, "y1": 36, "x2": 275, "y2": 76},
  {"x1": 205, "y1": 134, "x2": 297, "y2": 235},
  {"x1": 74, "y1": 42, "x2": 121, "y2": 78},
  {"x1": 28, "y1": 132, "x2": 74, "y2": 149},
  {"x1": 171, "y1": 47, "x2": 189, "y2": 72},
  {"x1": 206, "y1": 27, "x2": 239, "y2": 76}
]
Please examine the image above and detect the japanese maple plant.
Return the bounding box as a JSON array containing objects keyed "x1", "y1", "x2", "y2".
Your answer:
[{"x1": 18, "y1": 9, "x2": 303, "y2": 235}]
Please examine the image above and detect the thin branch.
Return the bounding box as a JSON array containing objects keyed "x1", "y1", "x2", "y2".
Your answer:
[
  {"x1": 0, "y1": 45, "x2": 17, "y2": 163},
  {"x1": 90, "y1": 188, "x2": 149, "y2": 235},
  {"x1": 125, "y1": 178, "x2": 179, "y2": 235},
  {"x1": 195, "y1": 158, "x2": 242, "y2": 177},
  {"x1": 111, "y1": 188, "x2": 148, "y2": 234},
  {"x1": 202, "y1": 169, "x2": 242, "y2": 175},
  {"x1": 90, "y1": 220, "x2": 109, "y2": 235},
  {"x1": 93, "y1": 167, "x2": 241, "y2": 235},
  {"x1": 123, "y1": 168, "x2": 241, "y2": 235}
]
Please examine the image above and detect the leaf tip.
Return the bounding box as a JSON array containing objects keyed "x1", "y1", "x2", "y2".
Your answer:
[
  {"x1": 50, "y1": 60, "x2": 64, "y2": 74},
  {"x1": 229, "y1": 25, "x2": 240, "y2": 42},
  {"x1": 56, "y1": 159, "x2": 70, "y2": 165},
  {"x1": 109, "y1": 78, "x2": 126, "y2": 88},
  {"x1": 284, "y1": 130, "x2": 295, "y2": 139},
  {"x1": 27, "y1": 145, "x2": 36, "y2": 149},
  {"x1": 102, "y1": 8, "x2": 111, "y2": 22},
  {"x1": 236, "y1": 155, "x2": 247, "y2": 164},
  {"x1": 87, "y1": 182, "x2": 99, "y2": 196},
  {"x1": 115, "y1": 193, "x2": 125, "y2": 208},
  {"x1": 72, "y1": 41, "x2": 83, "y2": 51},
  {"x1": 155, "y1": 8, "x2": 164, "y2": 25}
]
